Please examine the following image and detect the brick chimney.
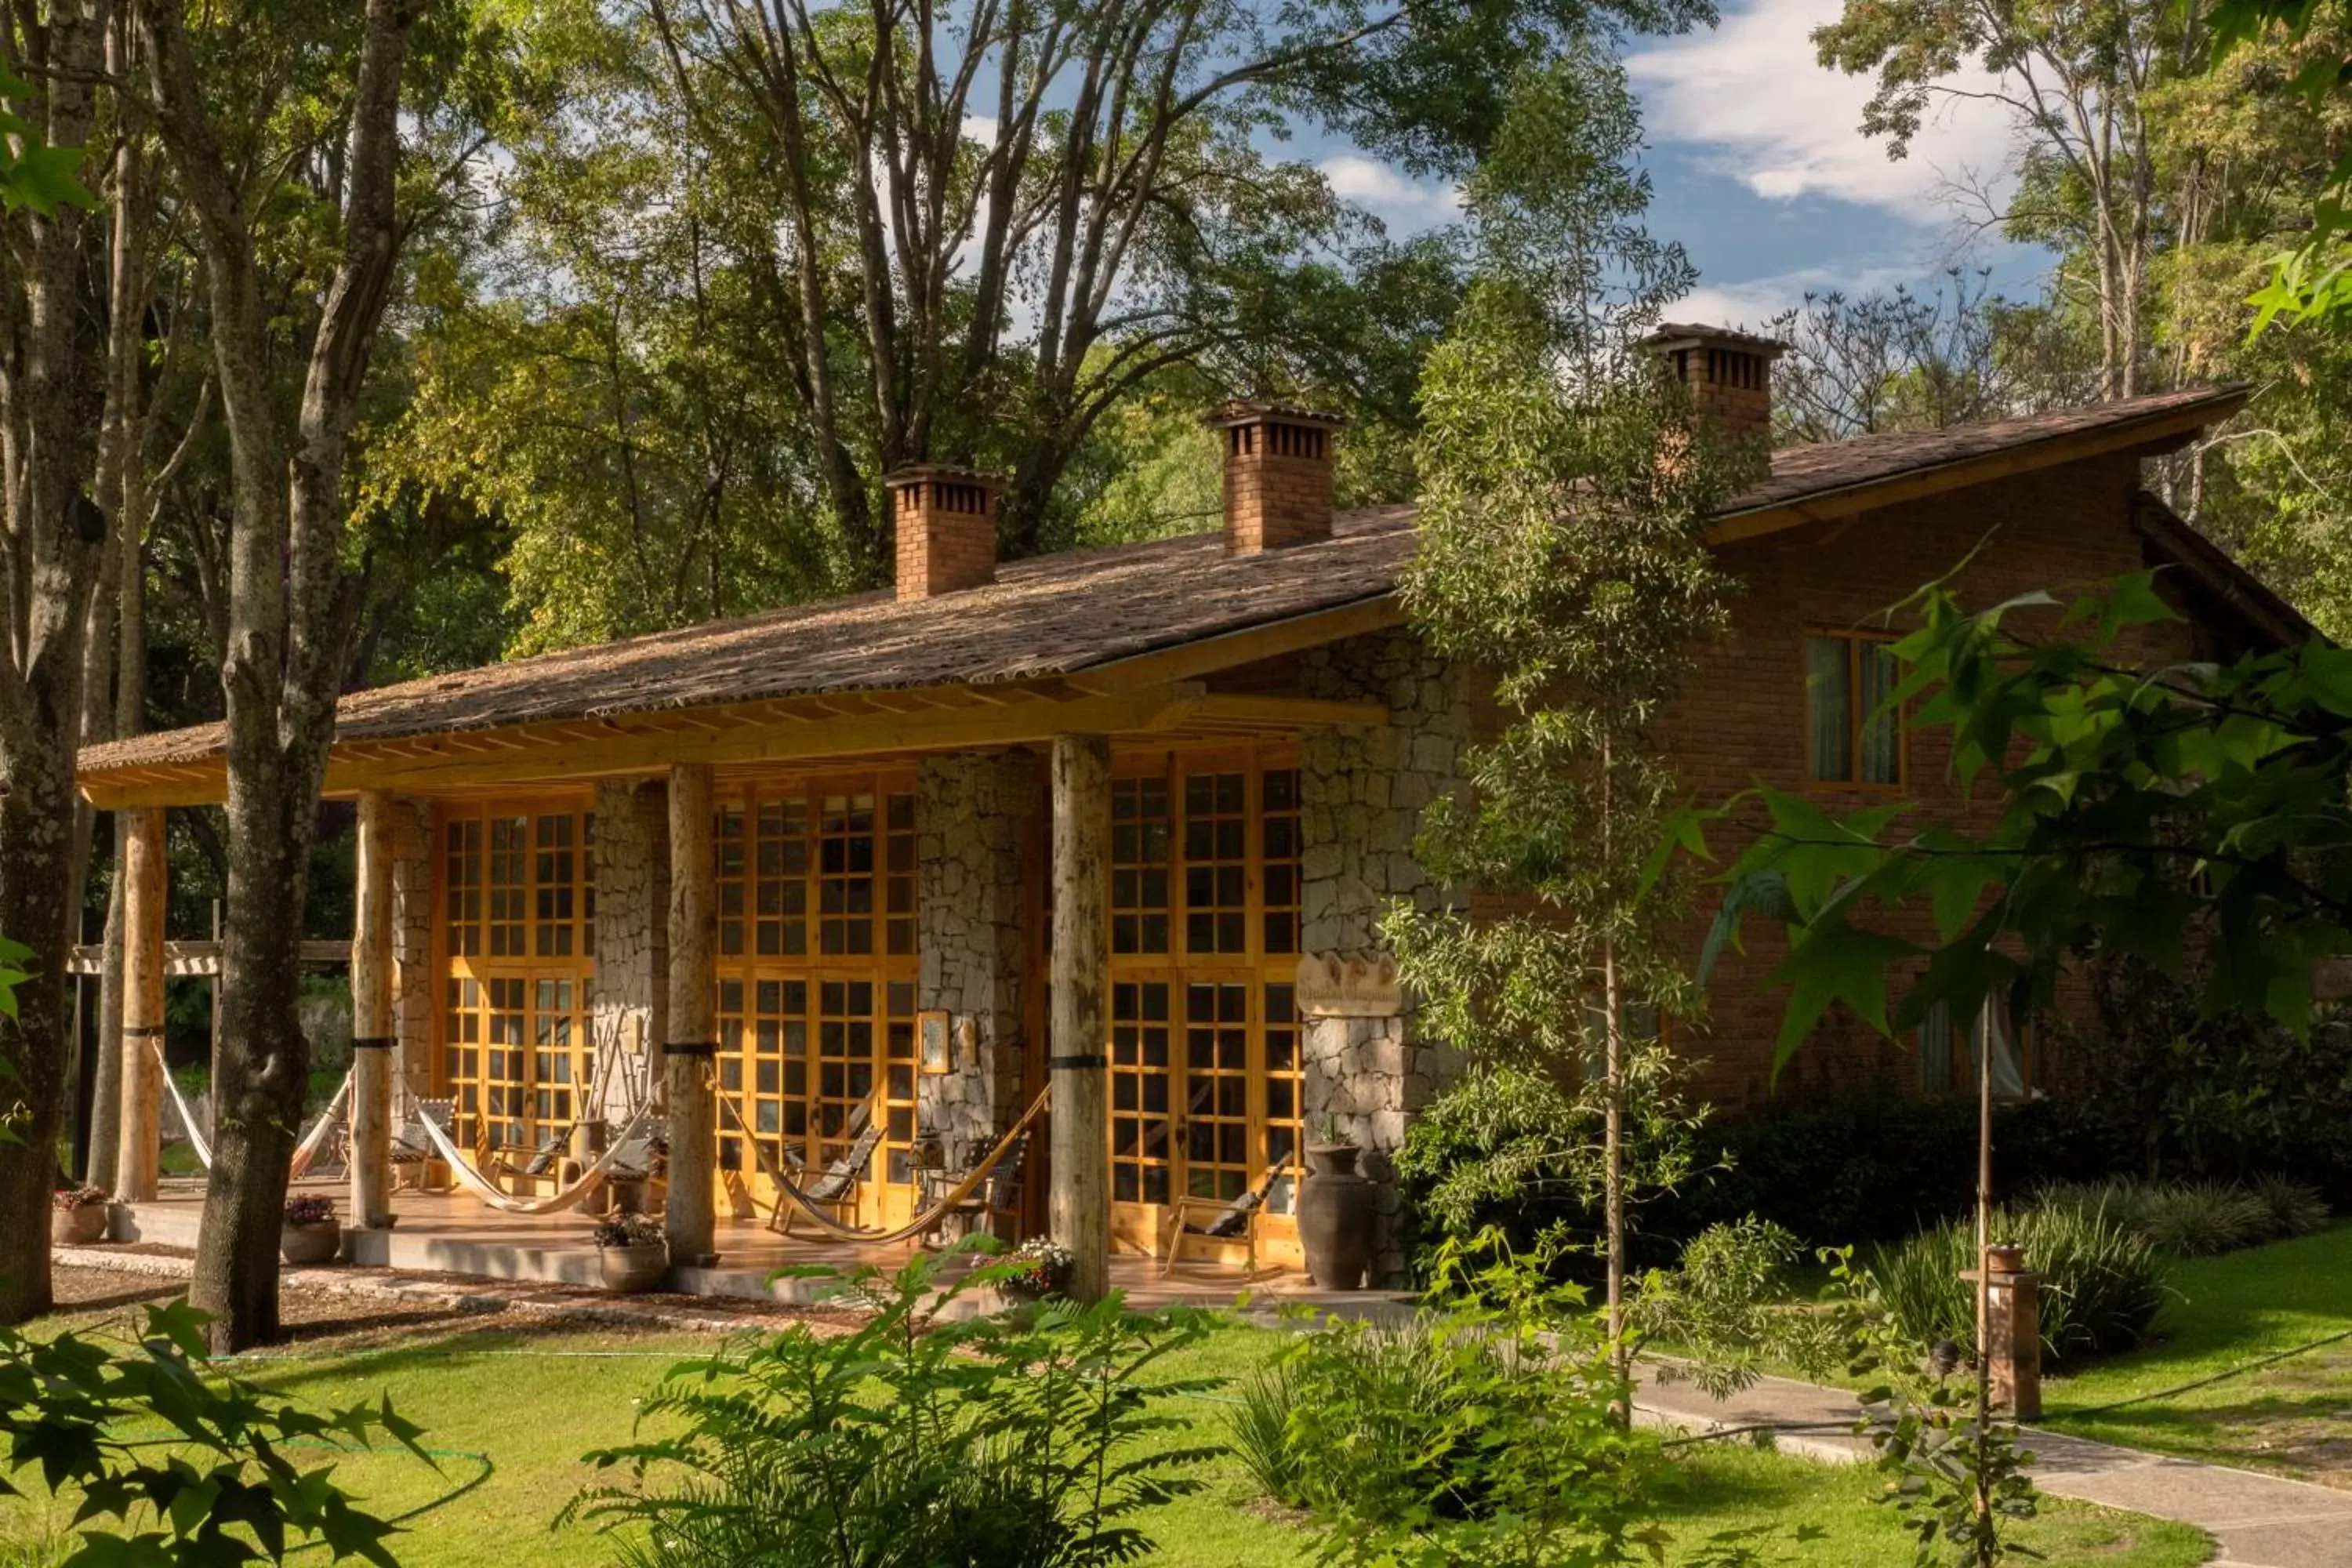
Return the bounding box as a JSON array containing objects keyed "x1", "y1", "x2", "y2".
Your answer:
[
  {"x1": 1210, "y1": 401, "x2": 1346, "y2": 555},
  {"x1": 1637, "y1": 323, "x2": 1786, "y2": 445},
  {"x1": 887, "y1": 464, "x2": 1001, "y2": 601}
]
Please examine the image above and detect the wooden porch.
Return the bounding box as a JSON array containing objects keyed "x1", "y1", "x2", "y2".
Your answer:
[{"x1": 107, "y1": 1176, "x2": 1408, "y2": 1318}]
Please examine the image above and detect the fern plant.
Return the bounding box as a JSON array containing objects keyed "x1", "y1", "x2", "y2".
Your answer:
[{"x1": 561, "y1": 1245, "x2": 1222, "y2": 1567}]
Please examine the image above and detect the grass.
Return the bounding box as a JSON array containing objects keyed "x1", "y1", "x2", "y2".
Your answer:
[
  {"x1": 3, "y1": 1292, "x2": 2213, "y2": 1567},
  {"x1": 2042, "y1": 1220, "x2": 2352, "y2": 1484}
]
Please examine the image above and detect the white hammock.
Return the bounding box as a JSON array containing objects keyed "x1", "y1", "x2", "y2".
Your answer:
[
  {"x1": 151, "y1": 1046, "x2": 349, "y2": 1181},
  {"x1": 408, "y1": 1098, "x2": 661, "y2": 1215}
]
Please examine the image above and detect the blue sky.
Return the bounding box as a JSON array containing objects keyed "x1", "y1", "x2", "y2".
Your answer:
[{"x1": 1322, "y1": 0, "x2": 2049, "y2": 328}]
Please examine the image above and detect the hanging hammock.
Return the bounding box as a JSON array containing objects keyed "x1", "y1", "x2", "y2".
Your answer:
[
  {"x1": 408, "y1": 1098, "x2": 663, "y2": 1216},
  {"x1": 152, "y1": 1043, "x2": 350, "y2": 1181},
  {"x1": 729, "y1": 1083, "x2": 1050, "y2": 1247}
]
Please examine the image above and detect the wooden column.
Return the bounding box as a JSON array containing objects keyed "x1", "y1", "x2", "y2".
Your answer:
[
  {"x1": 1048, "y1": 735, "x2": 1111, "y2": 1302},
  {"x1": 115, "y1": 807, "x2": 166, "y2": 1201},
  {"x1": 664, "y1": 763, "x2": 718, "y2": 1266},
  {"x1": 349, "y1": 791, "x2": 396, "y2": 1229}
]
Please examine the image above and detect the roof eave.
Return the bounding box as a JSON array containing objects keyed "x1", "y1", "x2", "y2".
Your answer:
[{"x1": 1707, "y1": 387, "x2": 2252, "y2": 546}]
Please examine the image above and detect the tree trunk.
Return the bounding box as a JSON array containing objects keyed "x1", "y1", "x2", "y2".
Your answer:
[
  {"x1": 349, "y1": 789, "x2": 394, "y2": 1229},
  {"x1": 0, "y1": 763, "x2": 82, "y2": 1323},
  {"x1": 663, "y1": 761, "x2": 717, "y2": 1265},
  {"x1": 114, "y1": 806, "x2": 165, "y2": 1200},
  {"x1": 1048, "y1": 734, "x2": 1110, "y2": 1303}
]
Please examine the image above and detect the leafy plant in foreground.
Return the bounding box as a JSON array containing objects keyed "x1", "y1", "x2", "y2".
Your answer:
[
  {"x1": 1273, "y1": 1232, "x2": 1662, "y2": 1567},
  {"x1": 561, "y1": 1246, "x2": 1220, "y2": 1567},
  {"x1": 0, "y1": 1299, "x2": 428, "y2": 1566}
]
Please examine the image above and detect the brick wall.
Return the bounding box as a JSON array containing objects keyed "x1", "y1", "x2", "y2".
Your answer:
[{"x1": 1657, "y1": 455, "x2": 2196, "y2": 1105}]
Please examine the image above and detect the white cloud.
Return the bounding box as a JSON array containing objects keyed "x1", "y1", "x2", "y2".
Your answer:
[
  {"x1": 1318, "y1": 154, "x2": 1463, "y2": 230},
  {"x1": 1664, "y1": 261, "x2": 1944, "y2": 330},
  {"x1": 1627, "y1": 0, "x2": 2016, "y2": 218}
]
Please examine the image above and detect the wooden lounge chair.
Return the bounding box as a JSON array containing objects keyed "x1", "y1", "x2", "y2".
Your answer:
[
  {"x1": 389, "y1": 1098, "x2": 455, "y2": 1192},
  {"x1": 488, "y1": 1128, "x2": 570, "y2": 1189},
  {"x1": 915, "y1": 1131, "x2": 1032, "y2": 1247},
  {"x1": 771, "y1": 1116, "x2": 886, "y2": 1236},
  {"x1": 1160, "y1": 1156, "x2": 1294, "y2": 1279}
]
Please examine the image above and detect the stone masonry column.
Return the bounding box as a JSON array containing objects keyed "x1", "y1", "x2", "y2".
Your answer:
[
  {"x1": 591, "y1": 778, "x2": 669, "y2": 1125},
  {"x1": 916, "y1": 752, "x2": 1037, "y2": 1200},
  {"x1": 389, "y1": 798, "x2": 435, "y2": 1108},
  {"x1": 1298, "y1": 630, "x2": 1471, "y2": 1283}
]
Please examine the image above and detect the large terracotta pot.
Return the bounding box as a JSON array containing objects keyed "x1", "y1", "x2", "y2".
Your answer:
[
  {"x1": 280, "y1": 1221, "x2": 341, "y2": 1265},
  {"x1": 1298, "y1": 1143, "x2": 1375, "y2": 1290},
  {"x1": 52, "y1": 1203, "x2": 107, "y2": 1245},
  {"x1": 599, "y1": 1241, "x2": 668, "y2": 1294}
]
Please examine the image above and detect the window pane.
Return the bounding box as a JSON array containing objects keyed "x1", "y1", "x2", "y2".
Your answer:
[
  {"x1": 1859, "y1": 641, "x2": 1901, "y2": 785},
  {"x1": 1804, "y1": 636, "x2": 1852, "y2": 782}
]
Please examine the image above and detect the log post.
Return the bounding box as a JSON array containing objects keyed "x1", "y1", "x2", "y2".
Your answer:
[
  {"x1": 664, "y1": 762, "x2": 718, "y2": 1267},
  {"x1": 115, "y1": 807, "x2": 166, "y2": 1201},
  {"x1": 1048, "y1": 735, "x2": 1111, "y2": 1302},
  {"x1": 349, "y1": 790, "x2": 395, "y2": 1230}
]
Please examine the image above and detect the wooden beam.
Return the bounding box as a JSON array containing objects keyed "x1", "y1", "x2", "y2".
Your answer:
[
  {"x1": 116, "y1": 808, "x2": 165, "y2": 1201},
  {"x1": 349, "y1": 791, "x2": 395, "y2": 1230},
  {"x1": 1189, "y1": 695, "x2": 1389, "y2": 728},
  {"x1": 664, "y1": 762, "x2": 719, "y2": 1268},
  {"x1": 1065, "y1": 595, "x2": 1407, "y2": 696},
  {"x1": 1048, "y1": 734, "x2": 1112, "y2": 1303}
]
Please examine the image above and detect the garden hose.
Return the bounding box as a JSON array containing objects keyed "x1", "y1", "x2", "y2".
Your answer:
[{"x1": 2056, "y1": 1325, "x2": 2352, "y2": 1420}]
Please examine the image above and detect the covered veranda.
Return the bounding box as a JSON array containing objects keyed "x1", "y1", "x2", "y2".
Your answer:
[{"x1": 74, "y1": 455, "x2": 1432, "y2": 1301}]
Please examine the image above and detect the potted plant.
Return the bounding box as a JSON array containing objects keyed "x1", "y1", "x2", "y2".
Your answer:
[
  {"x1": 51, "y1": 1185, "x2": 110, "y2": 1245},
  {"x1": 281, "y1": 1193, "x2": 342, "y2": 1265},
  {"x1": 996, "y1": 1237, "x2": 1073, "y2": 1301},
  {"x1": 1298, "y1": 1113, "x2": 1374, "y2": 1290},
  {"x1": 592, "y1": 1213, "x2": 668, "y2": 1293}
]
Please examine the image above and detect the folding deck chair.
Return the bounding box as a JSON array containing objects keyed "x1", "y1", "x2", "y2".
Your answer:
[{"x1": 771, "y1": 1112, "x2": 887, "y2": 1236}]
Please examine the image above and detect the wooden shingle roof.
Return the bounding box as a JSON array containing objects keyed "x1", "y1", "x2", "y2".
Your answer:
[{"x1": 80, "y1": 383, "x2": 2252, "y2": 780}]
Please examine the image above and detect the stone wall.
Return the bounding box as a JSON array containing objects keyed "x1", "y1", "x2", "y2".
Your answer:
[
  {"x1": 915, "y1": 752, "x2": 1037, "y2": 1172},
  {"x1": 590, "y1": 778, "x2": 668, "y2": 1123},
  {"x1": 389, "y1": 797, "x2": 435, "y2": 1105},
  {"x1": 1297, "y1": 627, "x2": 1471, "y2": 1281}
]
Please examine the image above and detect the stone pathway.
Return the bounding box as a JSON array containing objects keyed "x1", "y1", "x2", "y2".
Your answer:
[{"x1": 1635, "y1": 1365, "x2": 2352, "y2": 1567}]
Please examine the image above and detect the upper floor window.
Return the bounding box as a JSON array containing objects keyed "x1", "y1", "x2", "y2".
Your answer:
[{"x1": 1805, "y1": 631, "x2": 1902, "y2": 786}]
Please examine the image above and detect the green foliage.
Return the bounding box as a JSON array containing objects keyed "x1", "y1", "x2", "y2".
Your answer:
[
  {"x1": 561, "y1": 1248, "x2": 1219, "y2": 1568},
  {"x1": 1628, "y1": 1218, "x2": 1843, "y2": 1397},
  {"x1": 1869, "y1": 1205, "x2": 2169, "y2": 1363},
  {"x1": 1696, "y1": 572, "x2": 2352, "y2": 1075},
  {"x1": 0, "y1": 1301, "x2": 429, "y2": 1566},
  {"x1": 1225, "y1": 1360, "x2": 1309, "y2": 1512},
  {"x1": 2034, "y1": 1176, "x2": 2329, "y2": 1254},
  {"x1": 1265, "y1": 1236, "x2": 1662, "y2": 1567}
]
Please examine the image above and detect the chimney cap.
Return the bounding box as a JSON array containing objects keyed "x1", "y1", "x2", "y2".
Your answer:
[
  {"x1": 1635, "y1": 322, "x2": 1788, "y2": 360},
  {"x1": 884, "y1": 463, "x2": 1004, "y2": 490},
  {"x1": 1204, "y1": 399, "x2": 1348, "y2": 431}
]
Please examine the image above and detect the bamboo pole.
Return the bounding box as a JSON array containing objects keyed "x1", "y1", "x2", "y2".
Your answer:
[
  {"x1": 664, "y1": 763, "x2": 718, "y2": 1266},
  {"x1": 349, "y1": 790, "x2": 395, "y2": 1229},
  {"x1": 1048, "y1": 735, "x2": 1111, "y2": 1302},
  {"x1": 115, "y1": 807, "x2": 166, "y2": 1200}
]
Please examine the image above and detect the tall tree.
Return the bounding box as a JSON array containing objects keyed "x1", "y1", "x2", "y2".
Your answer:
[
  {"x1": 133, "y1": 0, "x2": 420, "y2": 1349},
  {"x1": 594, "y1": 0, "x2": 1712, "y2": 573},
  {"x1": 0, "y1": 12, "x2": 111, "y2": 1324},
  {"x1": 1383, "y1": 44, "x2": 1744, "y2": 1410}
]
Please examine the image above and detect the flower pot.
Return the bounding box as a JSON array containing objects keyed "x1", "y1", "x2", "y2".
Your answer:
[
  {"x1": 1298, "y1": 1143, "x2": 1375, "y2": 1290},
  {"x1": 52, "y1": 1203, "x2": 107, "y2": 1245},
  {"x1": 599, "y1": 1240, "x2": 668, "y2": 1294},
  {"x1": 280, "y1": 1220, "x2": 341, "y2": 1265}
]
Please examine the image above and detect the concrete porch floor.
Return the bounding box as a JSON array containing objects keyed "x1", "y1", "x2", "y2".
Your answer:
[{"x1": 111, "y1": 1176, "x2": 1413, "y2": 1319}]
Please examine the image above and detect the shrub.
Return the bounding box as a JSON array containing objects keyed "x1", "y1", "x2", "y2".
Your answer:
[
  {"x1": 1227, "y1": 1360, "x2": 1308, "y2": 1511},
  {"x1": 563, "y1": 1247, "x2": 1220, "y2": 1567},
  {"x1": 51, "y1": 1183, "x2": 107, "y2": 1211},
  {"x1": 1870, "y1": 1204, "x2": 2167, "y2": 1363},
  {"x1": 1263, "y1": 1236, "x2": 1657, "y2": 1566},
  {"x1": 2034, "y1": 1176, "x2": 2332, "y2": 1256},
  {"x1": 1628, "y1": 1217, "x2": 1824, "y2": 1397}
]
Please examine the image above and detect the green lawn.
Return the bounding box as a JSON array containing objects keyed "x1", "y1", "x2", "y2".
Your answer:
[
  {"x1": 3, "y1": 1295, "x2": 2211, "y2": 1567},
  {"x1": 2042, "y1": 1221, "x2": 2352, "y2": 1483}
]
